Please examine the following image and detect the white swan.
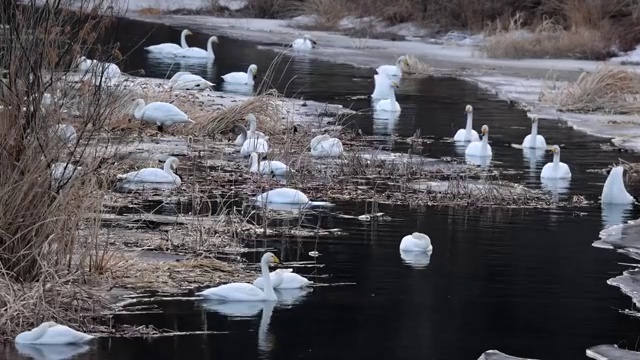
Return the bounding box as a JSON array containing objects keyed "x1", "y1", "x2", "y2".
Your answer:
[
  {"x1": 232, "y1": 123, "x2": 267, "y2": 147},
  {"x1": 222, "y1": 64, "x2": 258, "y2": 85},
  {"x1": 253, "y1": 269, "x2": 311, "y2": 289},
  {"x1": 246, "y1": 113, "x2": 265, "y2": 135},
  {"x1": 15, "y1": 342, "x2": 91, "y2": 360},
  {"x1": 51, "y1": 163, "x2": 81, "y2": 189},
  {"x1": 540, "y1": 145, "x2": 571, "y2": 179},
  {"x1": 196, "y1": 252, "x2": 280, "y2": 301},
  {"x1": 75, "y1": 57, "x2": 120, "y2": 84},
  {"x1": 601, "y1": 166, "x2": 635, "y2": 204},
  {"x1": 131, "y1": 99, "x2": 194, "y2": 132},
  {"x1": 374, "y1": 80, "x2": 401, "y2": 112},
  {"x1": 250, "y1": 152, "x2": 291, "y2": 176},
  {"x1": 144, "y1": 29, "x2": 192, "y2": 54},
  {"x1": 371, "y1": 73, "x2": 392, "y2": 101},
  {"x1": 465, "y1": 125, "x2": 492, "y2": 157},
  {"x1": 292, "y1": 34, "x2": 316, "y2": 50},
  {"x1": 241, "y1": 137, "x2": 269, "y2": 157},
  {"x1": 15, "y1": 322, "x2": 94, "y2": 345},
  {"x1": 172, "y1": 36, "x2": 218, "y2": 59},
  {"x1": 376, "y1": 56, "x2": 407, "y2": 83},
  {"x1": 53, "y1": 124, "x2": 77, "y2": 145},
  {"x1": 253, "y1": 188, "x2": 331, "y2": 207},
  {"x1": 310, "y1": 134, "x2": 343, "y2": 157},
  {"x1": 169, "y1": 71, "x2": 214, "y2": 90},
  {"x1": 399, "y1": 232, "x2": 433, "y2": 252},
  {"x1": 453, "y1": 105, "x2": 480, "y2": 142},
  {"x1": 521, "y1": 115, "x2": 547, "y2": 149},
  {"x1": 117, "y1": 157, "x2": 181, "y2": 185}
]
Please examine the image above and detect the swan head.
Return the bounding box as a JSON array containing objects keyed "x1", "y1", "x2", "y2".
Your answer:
[
  {"x1": 531, "y1": 115, "x2": 539, "y2": 124},
  {"x1": 479, "y1": 124, "x2": 489, "y2": 139},
  {"x1": 550, "y1": 145, "x2": 560, "y2": 154},
  {"x1": 397, "y1": 55, "x2": 408, "y2": 67},
  {"x1": 303, "y1": 34, "x2": 317, "y2": 44},
  {"x1": 208, "y1": 36, "x2": 219, "y2": 44},
  {"x1": 248, "y1": 64, "x2": 258, "y2": 78},
  {"x1": 261, "y1": 252, "x2": 280, "y2": 266},
  {"x1": 465, "y1": 104, "x2": 473, "y2": 114},
  {"x1": 411, "y1": 232, "x2": 430, "y2": 241},
  {"x1": 166, "y1": 157, "x2": 179, "y2": 170},
  {"x1": 182, "y1": 29, "x2": 193, "y2": 36},
  {"x1": 246, "y1": 113, "x2": 257, "y2": 124},
  {"x1": 231, "y1": 124, "x2": 248, "y2": 135}
]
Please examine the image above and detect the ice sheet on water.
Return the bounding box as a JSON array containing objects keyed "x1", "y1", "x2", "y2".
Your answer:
[
  {"x1": 478, "y1": 350, "x2": 539, "y2": 360},
  {"x1": 607, "y1": 269, "x2": 640, "y2": 308},
  {"x1": 586, "y1": 344, "x2": 640, "y2": 360},
  {"x1": 595, "y1": 216, "x2": 640, "y2": 259}
]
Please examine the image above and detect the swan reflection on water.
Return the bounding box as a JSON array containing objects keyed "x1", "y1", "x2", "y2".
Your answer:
[
  {"x1": 15, "y1": 343, "x2": 91, "y2": 360},
  {"x1": 601, "y1": 202, "x2": 634, "y2": 229},
  {"x1": 399, "y1": 250, "x2": 432, "y2": 269}
]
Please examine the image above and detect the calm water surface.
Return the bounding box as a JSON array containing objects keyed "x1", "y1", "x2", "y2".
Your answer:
[{"x1": 7, "y1": 20, "x2": 640, "y2": 360}]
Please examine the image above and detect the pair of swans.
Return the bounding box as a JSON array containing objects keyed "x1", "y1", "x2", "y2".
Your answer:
[
  {"x1": 310, "y1": 134, "x2": 343, "y2": 157},
  {"x1": 145, "y1": 29, "x2": 219, "y2": 59},
  {"x1": 130, "y1": 99, "x2": 194, "y2": 132},
  {"x1": 169, "y1": 71, "x2": 214, "y2": 90},
  {"x1": 232, "y1": 114, "x2": 269, "y2": 156},
  {"x1": 117, "y1": 157, "x2": 181, "y2": 185},
  {"x1": 15, "y1": 321, "x2": 94, "y2": 345},
  {"x1": 292, "y1": 34, "x2": 317, "y2": 50}
]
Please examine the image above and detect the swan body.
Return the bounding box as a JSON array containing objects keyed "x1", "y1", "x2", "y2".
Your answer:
[
  {"x1": 601, "y1": 166, "x2": 635, "y2": 204},
  {"x1": 51, "y1": 163, "x2": 81, "y2": 189},
  {"x1": 172, "y1": 36, "x2": 218, "y2": 59},
  {"x1": 375, "y1": 80, "x2": 401, "y2": 112},
  {"x1": 131, "y1": 99, "x2": 194, "y2": 132},
  {"x1": 465, "y1": 125, "x2": 492, "y2": 157},
  {"x1": 521, "y1": 116, "x2": 547, "y2": 149},
  {"x1": 253, "y1": 188, "x2": 330, "y2": 207},
  {"x1": 76, "y1": 57, "x2": 120, "y2": 84},
  {"x1": 253, "y1": 269, "x2": 311, "y2": 289},
  {"x1": 241, "y1": 137, "x2": 269, "y2": 157},
  {"x1": 310, "y1": 134, "x2": 343, "y2": 157},
  {"x1": 232, "y1": 122, "x2": 266, "y2": 147},
  {"x1": 376, "y1": 56, "x2": 407, "y2": 83},
  {"x1": 145, "y1": 29, "x2": 192, "y2": 54},
  {"x1": 399, "y1": 232, "x2": 433, "y2": 252},
  {"x1": 169, "y1": 72, "x2": 214, "y2": 90},
  {"x1": 222, "y1": 64, "x2": 258, "y2": 85},
  {"x1": 292, "y1": 34, "x2": 316, "y2": 50},
  {"x1": 371, "y1": 74, "x2": 392, "y2": 100},
  {"x1": 197, "y1": 252, "x2": 280, "y2": 301},
  {"x1": 15, "y1": 322, "x2": 94, "y2": 345},
  {"x1": 53, "y1": 124, "x2": 77, "y2": 144},
  {"x1": 453, "y1": 104, "x2": 480, "y2": 142},
  {"x1": 250, "y1": 152, "x2": 291, "y2": 176},
  {"x1": 117, "y1": 157, "x2": 181, "y2": 185},
  {"x1": 540, "y1": 145, "x2": 571, "y2": 179}
]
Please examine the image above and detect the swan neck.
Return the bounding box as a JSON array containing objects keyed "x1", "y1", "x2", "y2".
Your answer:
[
  {"x1": 207, "y1": 39, "x2": 214, "y2": 56},
  {"x1": 389, "y1": 87, "x2": 396, "y2": 102},
  {"x1": 163, "y1": 160, "x2": 175, "y2": 175},
  {"x1": 260, "y1": 259, "x2": 276, "y2": 299},
  {"x1": 552, "y1": 152, "x2": 560, "y2": 166},
  {"x1": 180, "y1": 31, "x2": 189, "y2": 49},
  {"x1": 531, "y1": 121, "x2": 538, "y2": 138},
  {"x1": 465, "y1": 113, "x2": 473, "y2": 131},
  {"x1": 482, "y1": 132, "x2": 488, "y2": 145},
  {"x1": 133, "y1": 101, "x2": 144, "y2": 120}
]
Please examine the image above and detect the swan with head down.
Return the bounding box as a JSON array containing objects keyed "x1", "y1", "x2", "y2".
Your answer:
[
  {"x1": 117, "y1": 157, "x2": 181, "y2": 185},
  {"x1": 292, "y1": 34, "x2": 317, "y2": 50},
  {"x1": 15, "y1": 321, "x2": 94, "y2": 345},
  {"x1": 131, "y1": 99, "x2": 194, "y2": 133},
  {"x1": 169, "y1": 71, "x2": 214, "y2": 90},
  {"x1": 310, "y1": 134, "x2": 343, "y2": 157},
  {"x1": 601, "y1": 166, "x2": 635, "y2": 204}
]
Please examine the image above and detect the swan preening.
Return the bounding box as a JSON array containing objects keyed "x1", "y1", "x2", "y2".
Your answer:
[
  {"x1": 540, "y1": 145, "x2": 571, "y2": 179},
  {"x1": 222, "y1": 64, "x2": 258, "y2": 85},
  {"x1": 292, "y1": 34, "x2": 317, "y2": 50},
  {"x1": 131, "y1": 99, "x2": 194, "y2": 132},
  {"x1": 15, "y1": 322, "x2": 94, "y2": 345},
  {"x1": 117, "y1": 157, "x2": 181, "y2": 185},
  {"x1": 465, "y1": 124, "x2": 492, "y2": 157},
  {"x1": 197, "y1": 252, "x2": 280, "y2": 301},
  {"x1": 145, "y1": 29, "x2": 193, "y2": 54},
  {"x1": 399, "y1": 232, "x2": 433, "y2": 252},
  {"x1": 253, "y1": 269, "x2": 312, "y2": 289},
  {"x1": 521, "y1": 116, "x2": 547, "y2": 149},
  {"x1": 374, "y1": 80, "x2": 401, "y2": 112},
  {"x1": 453, "y1": 105, "x2": 480, "y2": 142},
  {"x1": 173, "y1": 36, "x2": 219, "y2": 59},
  {"x1": 601, "y1": 166, "x2": 635, "y2": 204},
  {"x1": 169, "y1": 71, "x2": 214, "y2": 90},
  {"x1": 310, "y1": 134, "x2": 343, "y2": 157},
  {"x1": 250, "y1": 152, "x2": 291, "y2": 176},
  {"x1": 371, "y1": 73, "x2": 392, "y2": 100},
  {"x1": 235, "y1": 126, "x2": 269, "y2": 156},
  {"x1": 376, "y1": 56, "x2": 407, "y2": 83}
]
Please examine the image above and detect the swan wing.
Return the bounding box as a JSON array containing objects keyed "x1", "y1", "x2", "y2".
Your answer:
[
  {"x1": 279, "y1": 273, "x2": 311, "y2": 289},
  {"x1": 145, "y1": 43, "x2": 182, "y2": 53},
  {"x1": 173, "y1": 47, "x2": 207, "y2": 58},
  {"x1": 222, "y1": 72, "x2": 249, "y2": 84},
  {"x1": 29, "y1": 325, "x2": 93, "y2": 345},
  {"x1": 197, "y1": 283, "x2": 266, "y2": 301}
]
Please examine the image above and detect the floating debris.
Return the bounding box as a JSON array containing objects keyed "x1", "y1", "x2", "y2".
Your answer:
[
  {"x1": 478, "y1": 350, "x2": 539, "y2": 360},
  {"x1": 586, "y1": 344, "x2": 640, "y2": 360}
]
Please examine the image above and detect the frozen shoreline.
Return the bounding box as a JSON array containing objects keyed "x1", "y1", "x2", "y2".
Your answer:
[{"x1": 120, "y1": 11, "x2": 640, "y2": 151}]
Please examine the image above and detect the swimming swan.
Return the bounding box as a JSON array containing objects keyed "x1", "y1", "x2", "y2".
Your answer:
[
  {"x1": 465, "y1": 125, "x2": 492, "y2": 157},
  {"x1": 253, "y1": 269, "x2": 312, "y2": 289},
  {"x1": 310, "y1": 134, "x2": 343, "y2": 157},
  {"x1": 144, "y1": 29, "x2": 192, "y2": 54},
  {"x1": 540, "y1": 145, "x2": 571, "y2": 179},
  {"x1": 371, "y1": 73, "x2": 392, "y2": 100},
  {"x1": 169, "y1": 71, "x2": 214, "y2": 90},
  {"x1": 521, "y1": 115, "x2": 547, "y2": 149},
  {"x1": 15, "y1": 322, "x2": 94, "y2": 345},
  {"x1": 399, "y1": 232, "x2": 433, "y2": 252},
  {"x1": 222, "y1": 64, "x2": 258, "y2": 85},
  {"x1": 253, "y1": 188, "x2": 331, "y2": 207},
  {"x1": 376, "y1": 56, "x2": 408, "y2": 83},
  {"x1": 172, "y1": 36, "x2": 218, "y2": 59},
  {"x1": 453, "y1": 105, "x2": 480, "y2": 142},
  {"x1": 117, "y1": 157, "x2": 181, "y2": 185},
  {"x1": 196, "y1": 252, "x2": 280, "y2": 301},
  {"x1": 250, "y1": 152, "x2": 291, "y2": 176},
  {"x1": 131, "y1": 99, "x2": 194, "y2": 132},
  {"x1": 601, "y1": 166, "x2": 635, "y2": 204},
  {"x1": 375, "y1": 80, "x2": 401, "y2": 112},
  {"x1": 292, "y1": 34, "x2": 317, "y2": 50}
]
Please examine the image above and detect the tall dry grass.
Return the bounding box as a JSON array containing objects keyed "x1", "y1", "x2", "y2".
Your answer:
[{"x1": 0, "y1": 0, "x2": 130, "y2": 337}]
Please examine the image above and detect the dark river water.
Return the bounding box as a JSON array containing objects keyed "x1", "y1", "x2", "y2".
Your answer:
[{"x1": 6, "y1": 18, "x2": 640, "y2": 360}]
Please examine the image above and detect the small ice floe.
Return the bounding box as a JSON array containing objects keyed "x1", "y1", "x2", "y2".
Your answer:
[
  {"x1": 586, "y1": 344, "x2": 640, "y2": 360},
  {"x1": 477, "y1": 350, "x2": 539, "y2": 360},
  {"x1": 308, "y1": 251, "x2": 321, "y2": 257},
  {"x1": 607, "y1": 269, "x2": 640, "y2": 307}
]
